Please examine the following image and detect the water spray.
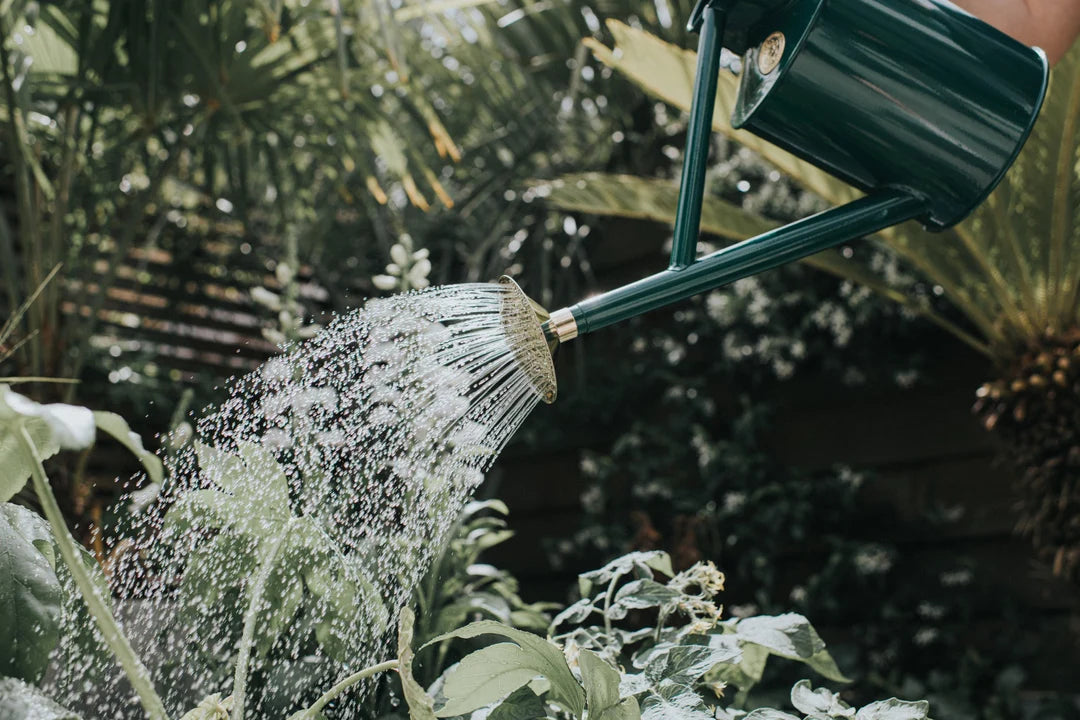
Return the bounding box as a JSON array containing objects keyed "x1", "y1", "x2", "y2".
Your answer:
[{"x1": 508, "y1": 0, "x2": 1049, "y2": 402}]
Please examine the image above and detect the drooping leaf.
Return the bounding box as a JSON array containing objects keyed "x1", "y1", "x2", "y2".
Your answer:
[
  {"x1": 0, "y1": 676, "x2": 81, "y2": 720},
  {"x1": 0, "y1": 503, "x2": 62, "y2": 682},
  {"x1": 92, "y1": 411, "x2": 164, "y2": 484},
  {"x1": 734, "y1": 614, "x2": 850, "y2": 683},
  {"x1": 425, "y1": 621, "x2": 585, "y2": 717}
]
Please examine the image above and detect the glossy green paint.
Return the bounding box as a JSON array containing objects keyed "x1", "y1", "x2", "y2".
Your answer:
[
  {"x1": 669, "y1": 5, "x2": 727, "y2": 269},
  {"x1": 563, "y1": 0, "x2": 1048, "y2": 338},
  {"x1": 732, "y1": 0, "x2": 1049, "y2": 229},
  {"x1": 572, "y1": 190, "x2": 924, "y2": 334}
]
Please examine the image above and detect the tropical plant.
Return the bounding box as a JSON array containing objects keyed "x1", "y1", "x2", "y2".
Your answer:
[
  {"x1": 537, "y1": 22, "x2": 1080, "y2": 579},
  {"x1": 0, "y1": 0, "x2": 464, "y2": 387}
]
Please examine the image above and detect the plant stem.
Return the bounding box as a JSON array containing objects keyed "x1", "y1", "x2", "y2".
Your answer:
[
  {"x1": 293, "y1": 659, "x2": 400, "y2": 719},
  {"x1": 231, "y1": 526, "x2": 290, "y2": 720},
  {"x1": 602, "y1": 574, "x2": 620, "y2": 636},
  {"x1": 17, "y1": 425, "x2": 168, "y2": 720}
]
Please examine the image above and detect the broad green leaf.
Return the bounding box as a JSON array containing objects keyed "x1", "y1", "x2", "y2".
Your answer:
[
  {"x1": 0, "y1": 417, "x2": 58, "y2": 503},
  {"x1": 485, "y1": 686, "x2": 551, "y2": 720},
  {"x1": 425, "y1": 621, "x2": 585, "y2": 717},
  {"x1": 235, "y1": 442, "x2": 292, "y2": 517},
  {"x1": 707, "y1": 641, "x2": 768, "y2": 694},
  {"x1": 0, "y1": 676, "x2": 81, "y2": 720},
  {"x1": 580, "y1": 649, "x2": 641, "y2": 720},
  {"x1": 194, "y1": 442, "x2": 250, "y2": 496},
  {"x1": 734, "y1": 614, "x2": 850, "y2": 682},
  {"x1": 92, "y1": 412, "x2": 164, "y2": 484},
  {"x1": 435, "y1": 643, "x2": 553, "y2": 716},
  {"x1": 398, "y1": 607, "x2": 437, "y2": 720},
  {"x1": 636, "y1": 643, "x2": 741, "y2": 687},
  {"x1": 790, "y1": 680, "x2": 854, "y2": 718},
  {"x1": 854, "y1": 698, "x2": 932, "y2": 720},
  {"x1": 0, "y1": 503, "x2": 62, "y2": 682}
]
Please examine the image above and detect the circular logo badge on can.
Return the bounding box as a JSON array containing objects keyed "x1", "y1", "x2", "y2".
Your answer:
[{"x1": 757, "y1": 31, "x2": 785, "y2": 75}]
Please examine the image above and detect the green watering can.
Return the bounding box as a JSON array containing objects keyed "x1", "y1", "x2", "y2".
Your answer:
[{"x1": 524, "y1": 0, "x2": 1048, "y2": 364}]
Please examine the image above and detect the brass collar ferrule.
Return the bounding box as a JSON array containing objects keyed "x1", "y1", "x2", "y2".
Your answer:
[{"x1": 543, "y1": 307, "x2": 579, "y2": 344}]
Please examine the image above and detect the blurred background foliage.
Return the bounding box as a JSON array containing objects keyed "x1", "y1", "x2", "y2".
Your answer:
[{"x1": 1, "y1": 0, "x2": 1078, "y2": 717}]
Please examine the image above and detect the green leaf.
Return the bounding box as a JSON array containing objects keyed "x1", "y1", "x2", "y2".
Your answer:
[
  {"x1": 637, "y1": 643, "x2": 741, "y2": 687},
  {"x1": 0, "y1": 503, "x2": 62, "y2": 682},
  {"x1": 92, "y1": 412, "x2": 163, "y2": 484},
  {"x1": 434, "y1": 643, "x2": 551, "y2": 716},
  {"x1": 735, "y1": 614, "x2": 850, "y2": 683},
  {"x1": 0, "y1": 676, "x2": 81, "y2": 720},
  {"x1": 854, "y1": 698, "x2": 932, "y2": 720},
  {"x1": 612, "y1": 579, "x2": 681, "y2": 615},
  {"x1": 234, "y1": 442, "x2": 292, "y2": 517},
  {"x1": 485, "y1": 686, "x2": 551, "y2": 720},
  {"x1": 425, "y1": 621, "x2": 585, "y2": 717},
  {"x1": 790, "y1": 680, "x2": 854, "y2": 718},
  {"x1": 639, "y1": 681, "x2": 711, "y2": 720},
  {"x1": 398, "y1": 607, "x2": 437, "y2": 720},
  {"x1": 0, "y1": 417, "x2": 58, "y2": 502},
  {"x1": 578, "y1": 551, "x2": 673, "y2": 598},
  {"x1": 580, "y1": 649, "x2": 641, "y2": 720},
  {"x1": 743, "y1": 711, "x2": 801, "y2": 720}
]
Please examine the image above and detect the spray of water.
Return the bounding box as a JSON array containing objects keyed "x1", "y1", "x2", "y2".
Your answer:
[{"x1": 47, "y1": 281, "x2": 554, "y2": 718}]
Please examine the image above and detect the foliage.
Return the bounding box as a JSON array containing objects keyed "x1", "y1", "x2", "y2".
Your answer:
[
  {"x1": 0, "y1": 676, "x2": 81, "y2": 720},
  {"x1": 398, "y1": 551, "x2": 930, "y2": 720},
  {"x1": 0, "y1": 502, "x2": 62, "y2": 683},
  {"x1": 409, "y1": 498, "x2": 557, "y2": 687}
]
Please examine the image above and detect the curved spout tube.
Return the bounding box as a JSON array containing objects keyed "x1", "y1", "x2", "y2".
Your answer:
[{"x1": 543, "y1": 189, "x2": 926, "y2": 343}]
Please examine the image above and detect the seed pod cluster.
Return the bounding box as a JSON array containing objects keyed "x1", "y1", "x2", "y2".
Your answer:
[{"x1": 973, "y1": 338, "x2": 1080, "y2": 582}]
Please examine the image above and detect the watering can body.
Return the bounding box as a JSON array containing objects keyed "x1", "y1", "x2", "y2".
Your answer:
[
  {"x1": 541, "y1": 0, "x2": 1049, "y2": 343},
  {"x1": 730, "y1": 0, "x2": 1048, "y2": 229}
]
